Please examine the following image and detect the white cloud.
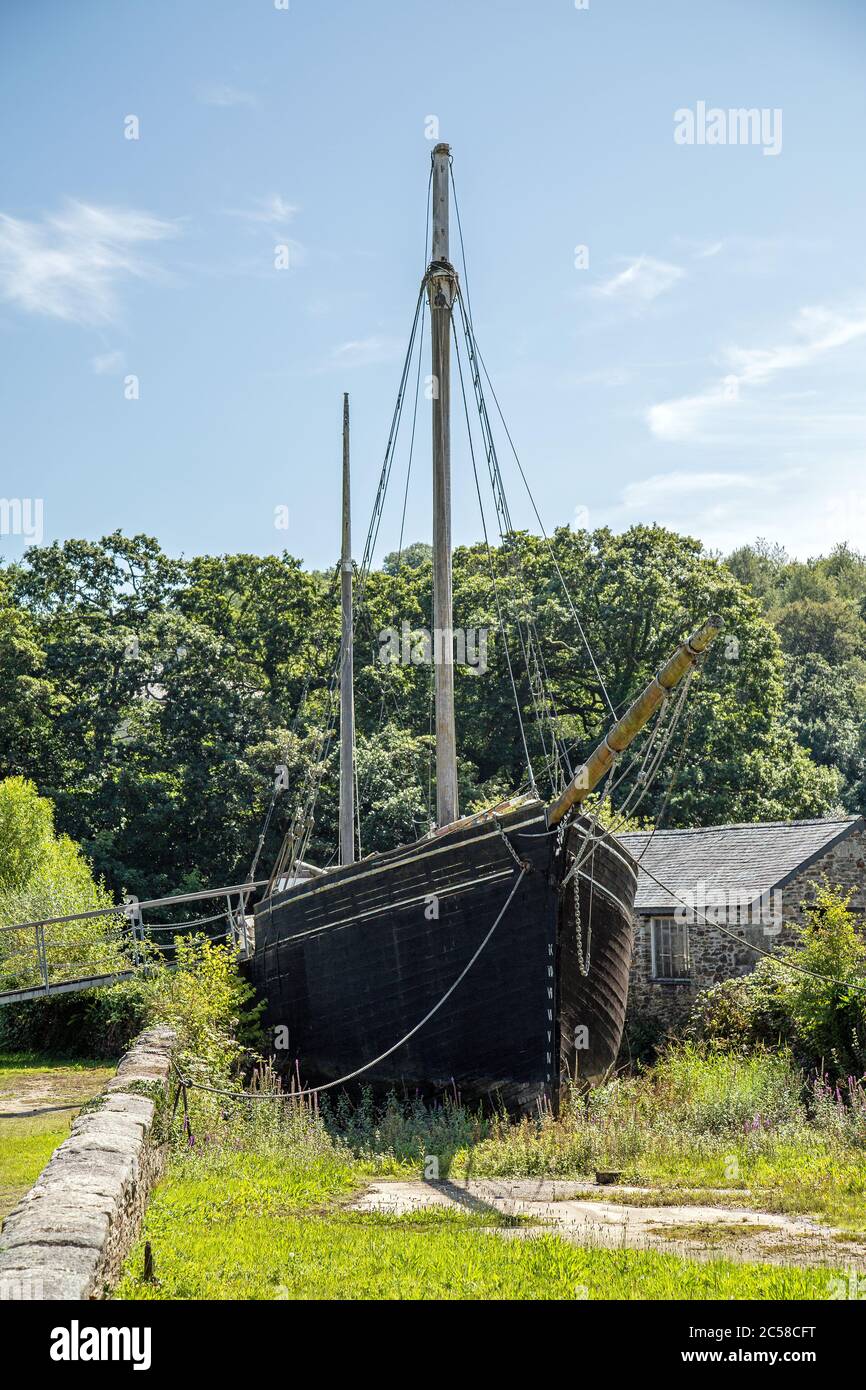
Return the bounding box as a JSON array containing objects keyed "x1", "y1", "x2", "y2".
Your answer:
[
  {"x1": 326, "y1": 336, "x2": 404, "y2": 370},
  {"x1": 672, "y1": 236, "x2": 726, "y2": 261},
  {"x1": 91, "y1": 349, "x2": 125, "y2": 374},
  {"x1": 221, "y1": 196, "x2": 306, "y2": 272},
  {"x1": 647, "y1": 388, "x2": 729, "y2": 442},
  {"x1": 595, "y1": 255, "x2": 685, "y2": 305},
  {"x1": 647, "y1": 304, "x2": 866, "y2": 442},
  {"x1": 726, "y1": 306, "x2": 866, "y2": 382},
  {"x1": 621, "y1": 469, "x2": 787, "y2": 511},
  {"x1": 196, "y1": 83, "x2": 257, "y2": 108},
  {"x1": 612, "y1": 463, "x2": 866, "y2": 558},
  {"x1": 226, "y1": 194, "x2": 298, "y2": 228},
  {"x1": 0, "y1": 201, "x2": 177, "y2": 325}
]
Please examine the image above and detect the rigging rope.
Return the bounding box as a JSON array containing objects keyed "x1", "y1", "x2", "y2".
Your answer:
[
  {"x1": 560, "y1": 663, "x2": 697, "y2": 898},
  {"x1": 449, "y1": 164, "x2": 616, "y2": 724},
  {"x1": 452, "y1": 315, "x2": 539, "y2": 796},
  {"x1": 632, "y1": 857, "x2": 866, "y2": 994},
  {"x1": 395, "y1": 165, "x2": 432, "y2": 569},
  {"x1": 261, "y1": 161, "x2": 709, "y2": 885},
  {"x1": 453, "y1": 295, "x2": 565, "y2": 794},
  {"x1": 171, "y1": 863, "x2": 528, "y2": 1101},
  {"x1": 267, "y1": 260, "x2": 433, "y2": 889}
]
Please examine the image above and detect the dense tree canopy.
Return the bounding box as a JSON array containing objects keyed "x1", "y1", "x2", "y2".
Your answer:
[
  {"x1": 0, "y1": 525, "x2": 849, "y2": 902},
  {"x1": 727, "y1": 539, "x2": 866, "y2": 815}
]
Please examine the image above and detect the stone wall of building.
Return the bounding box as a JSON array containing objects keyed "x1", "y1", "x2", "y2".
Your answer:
[
  {"x1": 626, "y1": 828, "x2": 866, "y2": 1037},
  {"x1": 0, "y1": 1027, "x2": 176, "y2": 1301},
  {"x1": 778, "y1": 827, "x2": 866, "y2": 937}
]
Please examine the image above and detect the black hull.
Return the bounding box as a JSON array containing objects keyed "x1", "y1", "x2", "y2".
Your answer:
[{"x1": 251, "y1": 802, "x2": 638, "y2": 1110}]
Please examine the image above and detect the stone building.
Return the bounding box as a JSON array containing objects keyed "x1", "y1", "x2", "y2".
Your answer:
[{"x1": 617, "y1": 816, "x2": 866, "y2": 1031}]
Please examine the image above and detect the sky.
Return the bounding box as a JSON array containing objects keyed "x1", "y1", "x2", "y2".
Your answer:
[{"x1": 1, "y1": 0, "x2": 865, "y2": 570}]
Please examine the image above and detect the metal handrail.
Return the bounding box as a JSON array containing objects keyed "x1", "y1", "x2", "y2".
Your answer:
[
  {"x1": 0, "y1": 878, "x2": 268, "y2": 935},
  {"x1": 0, "y1": 877, "x2": 262, "y2": 1003}
]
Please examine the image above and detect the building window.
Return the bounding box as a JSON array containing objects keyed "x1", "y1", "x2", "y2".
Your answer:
[{"x1": 651, "y1": 917, "x2": 690, "y2": 981}]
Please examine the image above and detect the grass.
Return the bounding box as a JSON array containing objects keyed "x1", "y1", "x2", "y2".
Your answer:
[
  {"x1": 113, "y1": 1047, "x2": 861, "y2": 1301},
  {"x1": 0, "y1": 1051, "x2": 113, "y2": 1070},
  {"x1": 8, "y1": 1033, "x2": 862, "y2": 1299},
  {"x1": 0, "y1": 1052, "x2": 114, "y2": 1101},
  {"x1": 0, "y1": 1051, "x2": 115, "y2": 1220},
  {"x1": 0, "y1": 1113, "x2": 73, "y2": 1220},
  {"x1": 116, "y1": 1148, "x2": 842, "y2": 1301},
  {"x1": 320, "y1": 1047, "x2": 866, "y2": 1231},
  {"x1": 657, "y1": 1222, "x2": 781, "y2": 1244}
]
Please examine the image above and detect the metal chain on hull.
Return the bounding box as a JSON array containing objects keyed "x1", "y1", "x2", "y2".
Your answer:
[{"x1": 572, "y1": 861, "x2": 591, "y2": 978}]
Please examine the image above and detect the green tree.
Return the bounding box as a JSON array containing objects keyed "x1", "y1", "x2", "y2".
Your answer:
[
  {"x1": 0, "y1": 775, "x2": 55, "y2": 889},
  {"x1": 0, "y1": 777, "x2": 118, "y2": 992},
  {"x1": 0, "y1": 524, "x2": 844, "y2": 901},
  {"x1": 772, "y1": 596, "x2": 862, "y2": 664},
  {"x1": 727, "y1": 539, "x2": 866, "y2": 815}
]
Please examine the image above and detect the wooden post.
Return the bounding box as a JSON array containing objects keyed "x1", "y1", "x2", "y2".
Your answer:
[
  {"x1": 339, "y1": 392, "x2": 356, "y2": 865},
  {"x1": 547, "y1": 616, "x2": 724, "y2": 826},
  {"x1": 429, "y1": 142, "x2": 459, "y2": 827}
]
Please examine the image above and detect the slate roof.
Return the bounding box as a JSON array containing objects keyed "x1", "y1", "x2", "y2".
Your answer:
[{"x1": 617, "y1": 817, "x2": 864, "y2": 915}]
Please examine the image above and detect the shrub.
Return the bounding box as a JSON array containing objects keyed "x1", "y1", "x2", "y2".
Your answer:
[
  {"x1": 620, "y1": 1007, "x2": 671, "y2": 1067},
  {"x1": 686, "y1": 957, "x2": 795, "y2": 1051},
  {"x1": 652, "y1": 1043, "x2": 803, "y2": 1134},
  {"x1": 0, "y1": 776, "x2": 54, "y2": 889},
  {"x1": 783, "y1": 884, "x2": 866, "y2": 1076},
  {"x1": 0, "y1": 935, "x2": 264, "y2": 1070},
  {"x1": 0, "y1": 979, "x2": 150, "y2": 1058},
  {"x1": 685, "y1": 884, "x2": 866, "y2": 1080},
  {"x1": 136, "y1": 935, "x2": 264, "y2": 1078}
]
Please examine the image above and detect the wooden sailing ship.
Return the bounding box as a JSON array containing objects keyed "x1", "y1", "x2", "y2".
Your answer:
[{"x1": 251, "y1": 147, "x2": 722, "y2": 1109}]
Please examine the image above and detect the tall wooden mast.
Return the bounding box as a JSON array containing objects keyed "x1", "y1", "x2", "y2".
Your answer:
[
  {"x1": 339, "y1": 392, "x2": 355, "y2": 865},
  {"x1": 429, "y1": 142, "x2": 459, "y2": 826}
]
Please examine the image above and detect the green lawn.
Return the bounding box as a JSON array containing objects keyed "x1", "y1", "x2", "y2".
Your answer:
[
  {"x1": 0, "y1": 1052, "x2": 114, "y2": 1100},
  {"x1": 115, "y1": 1148, "x2": 843, "y2": 1301},
  {"x1": 0, "y1": 1114, "x2": 73, "y2": 1221},
  {"x1": 0, "y1": 1052, "x2": 115, "y2": 1220}
]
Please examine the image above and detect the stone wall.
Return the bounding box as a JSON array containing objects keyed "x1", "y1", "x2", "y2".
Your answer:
[
  {"x1": 778, "y1": 827, "x2": 866, "y2": 936},
  {"x1": 626, "y1": 828, "x2": 866, "y2": 1035},
  {"x1": 0, "y1": 1026, "x2": 176, "y2": 1300}
]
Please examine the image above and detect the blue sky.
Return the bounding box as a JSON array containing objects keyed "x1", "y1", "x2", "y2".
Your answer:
[{"x1": 1, "y1": 0, "x2": 864, "y2": 569}]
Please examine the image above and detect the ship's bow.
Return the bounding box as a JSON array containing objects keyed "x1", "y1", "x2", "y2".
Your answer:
[{"x1": 556, "y1": 820, "x2": 639, "y2": 1089}]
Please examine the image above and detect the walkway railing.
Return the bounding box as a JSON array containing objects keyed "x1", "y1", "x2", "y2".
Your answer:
[{"x1": 0, "y1": 879, "x2": 268, "y2": 1006}]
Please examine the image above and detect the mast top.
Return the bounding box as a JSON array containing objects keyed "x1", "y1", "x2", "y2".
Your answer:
[{"x1": 432, "y1": 142, "x2": 450, "y2": 156}]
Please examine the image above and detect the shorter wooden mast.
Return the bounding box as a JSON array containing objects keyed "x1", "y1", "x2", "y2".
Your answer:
[
  {"x1": 547, "y1": 616, "x2": 723, "y2": 826},
  {"x1": 339, "y1": 392, "x2": 355, "y2": 865}
]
